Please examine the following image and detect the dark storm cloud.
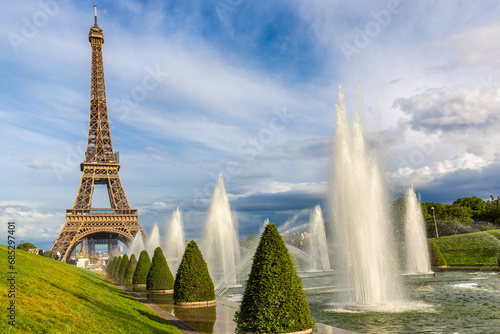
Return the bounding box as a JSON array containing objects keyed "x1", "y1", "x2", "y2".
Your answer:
[
  {"x1": 416, "y1": 162, "x2": 500, "y2": 203},
  {"x1": 232, "y1": 190, "x2": 326, "y2": 212}
]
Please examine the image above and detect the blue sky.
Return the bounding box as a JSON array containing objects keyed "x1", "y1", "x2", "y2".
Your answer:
[{"x1": 2, "y1": 0, "x2": 500, "y2": 250}]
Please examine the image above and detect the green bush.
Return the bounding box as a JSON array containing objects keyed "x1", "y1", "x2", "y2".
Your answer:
[
  {"x1": 113, "y1": 256, "x2": 122, "y2": 279},
  {"x1": 147, "y1": 247, "x2": 174, "y2": 291},
  {"x1": 235, "y1": 223, "x2": 313, "y2": 333},
  {"x1": 133, "y1": 250, "x2": 151, "y2": 285},
  {"x1": 125, "y1": 254, "x2": 138, "y2": 284},
  {"x1": 43, "y1": 251, "x2": 52, "y2": 258},
  {"x1": 430, "y1": 242, "x2": 447, "y2": 267},
  {"x1": 118, "y1": 254, "x2": 129, "y2": 281},
  {"x1": 174, "y1": 240, "x2": 215, "y2": 303},
  {"x1": 17, "y1": 242, "x2": 36, "y2": 251}
]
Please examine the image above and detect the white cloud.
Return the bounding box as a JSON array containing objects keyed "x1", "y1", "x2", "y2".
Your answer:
[{"x1": 391, "y1": 153, "x2": 490, "y2": 187}]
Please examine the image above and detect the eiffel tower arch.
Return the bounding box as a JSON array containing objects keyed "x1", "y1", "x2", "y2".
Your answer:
[{"x1": 51, "y1": 6, "x2": 147, "y2": 263}]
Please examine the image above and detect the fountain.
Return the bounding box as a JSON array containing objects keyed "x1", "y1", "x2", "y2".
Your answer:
[
  {"x1": 145, "y1": 223, "x2": 161, "y2": 256},
  {"x1": 405, "y1": 186, "x2": 433, "y2": 275},
  {"x1": 307, "y1": 205, "x2": 331, "y2": 271},
  {"x1": 127, "y1": 232, "x2": 145, "y2": 258},
  {"x1": 202, "y1": 174, "x2": 241, "y2": 290},
  {"x1": 164, "y1": 207, "x2": 185, "y2": 274},
  {"x1": 330, "y1": 85, "x2": 399, "y2": 310}
]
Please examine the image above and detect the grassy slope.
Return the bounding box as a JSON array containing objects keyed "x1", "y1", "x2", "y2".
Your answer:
[
  {"x1": 0, "y1": 245, "x2": 181, "y2": 334},
  {"x1": 429, "y1": 230, "x2": 500, "y2": 266}
]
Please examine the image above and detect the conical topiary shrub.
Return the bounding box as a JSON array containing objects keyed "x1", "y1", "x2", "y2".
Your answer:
[
  {"x1": 431, "y1": 242, "x2": 447, "y2": 267},
  {"x1": 125, "y1": 254, "x2": 138, "y2": 284},
  {"x1": 107, "y1": 257, "x2": 117, "y2": 275},
  {"x1": 234, "y1": 223, "x2": 313, "y2": 333},
  {"x1": 118, "y1": 254, "x2": 129, "y2": 281},
  {"x1": 174, "y1": 240, "x2": 215, "y2": 304},
  {"x1": 147, "y1": 247, "x2": 174, "y2": 291},
  {"x1": 113, "y1": 256, "x2": 123, "y2": 279},
  {"x1": 133, "y1": 250, "x2": 151, "y2": 285}
]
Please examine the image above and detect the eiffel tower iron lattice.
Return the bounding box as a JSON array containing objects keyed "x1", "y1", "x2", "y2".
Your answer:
[{"x1": 51, "y1": 6, "x2": 146, "y2": 263}]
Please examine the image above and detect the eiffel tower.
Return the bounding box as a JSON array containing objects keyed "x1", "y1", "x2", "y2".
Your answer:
[{"x1": 52, "y1": 5, "x2": 146, "y2": 263}]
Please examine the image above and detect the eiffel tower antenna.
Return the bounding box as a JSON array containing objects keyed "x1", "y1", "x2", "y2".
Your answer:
[
  {"x1": 51, "y1": 5, "x2": 147, "y2": 263},
  {"x1": 94, "y1": 2, "x2": 98, "y2": 26}
]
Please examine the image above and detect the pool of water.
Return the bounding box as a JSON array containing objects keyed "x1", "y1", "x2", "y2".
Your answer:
[{"x1": 222, "y1": 271, "x2": 500, "y2": 334}]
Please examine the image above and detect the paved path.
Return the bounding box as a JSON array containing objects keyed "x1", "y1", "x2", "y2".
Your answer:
[{"x1": 114, "y1": 284, "x2": 200, "y2": 334}]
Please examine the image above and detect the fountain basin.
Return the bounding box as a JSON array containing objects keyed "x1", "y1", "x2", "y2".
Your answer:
[{"x1": 344, "y1": 303, "x2": 394, "y2": 312}]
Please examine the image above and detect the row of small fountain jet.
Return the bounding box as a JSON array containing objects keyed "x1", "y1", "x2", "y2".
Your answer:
[{"x1": 127, "y1": 86, "x2": 432, "y2": 310}]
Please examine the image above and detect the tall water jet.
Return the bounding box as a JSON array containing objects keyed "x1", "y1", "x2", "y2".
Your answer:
[
  {"x1": 330, "y1": 85, "x2": 399, "y2": 310},
  {"x1": 405, "y1": 186, "x2": 432, "y2": 274},
  {"x1": 308, "y1": 205, "x2": 331, "y2": 271},
  {"x1": 127, "y1": 232, "x2": 145, "y2": 258},
  {"x1": 164, "y1": 207, "x2": 185, "y2": 274},
  {"x1": 202, "y1": 174, "x2": 241, "y2": 289},
  {"x1": 146, "y1": 223, "x2": 161, "y2": 256}
]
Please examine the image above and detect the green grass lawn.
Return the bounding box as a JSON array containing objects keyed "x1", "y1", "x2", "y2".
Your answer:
[
  {"x1": 429, "y1": 229, "x2": 500, "y2": 266},
  {"x1": 0, "y1": 245, "x2": 181, "y2": 334}
]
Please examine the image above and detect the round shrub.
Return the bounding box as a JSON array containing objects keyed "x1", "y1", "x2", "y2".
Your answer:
[
  {"x1": 431, "y1": 242, "x2": 447, "y2": 267},
  {"x1": 174, "y1": 240, "x2": 215, "y2": 303},
  {"x1": 125, "y1": 254, "x2": 138, "y2": 284},
  {"x1": 234, "y1": 223, "x2": 313, "y2": 333},
  {"x1": 113, "y1": 256, "x2": 123, "y2": 279},
  {"x1": 133, "y1": 250, "x2": 151, "y2": 284},
  {"x1": 147, "y1": 247, "x2": 174, "y2": 291},
  {"x1": 118, "y1": 254, "x2": 129, "y2": 281}
]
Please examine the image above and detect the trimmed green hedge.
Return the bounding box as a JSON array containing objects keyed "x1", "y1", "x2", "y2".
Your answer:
[
  {"x1": 118, "y1": 254, "x2": 129, "y2": 281},
  {"x1": 133, "y1": 250, "x2": 151, "y2": 284},
  {"x1": 125, "y1": 254, "x2": 138, "y2": 284},
  {"x1": 235, "y1": 223, "x2": 313, "y2": 333},
  {"x1": 429, "y1": 230, "x2": 500, "y2": 266},
  {"x1": 147, "y1": 247, "x2": 174, "y2": 291},
  {"x1": 430, "y1": 242, "x2": 446, "y2": 267},
  {"x1": 174, "y1": 240, "x2": 215, "y2": 303}
]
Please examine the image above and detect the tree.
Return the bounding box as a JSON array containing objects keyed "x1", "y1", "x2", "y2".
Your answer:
[
  {"x1": 17, "y1": 242, "x2": 36, "y2": 251},
  {"x1": 174, "y1": 240, "x2": 215, "y2": 303},
  {"x1": 125, "y1": 254, "x2": 138, "y2": 284},
  {"x1": 422, "y1": 202, "x2": 474, "y2": 236},
  {"x1": 240, "y1": 234, "x2": 259, "y2": 249},
  {"x1": 147, "y1": 247, "x2": 174, "y2": 291},
  {"x1": 118, "y1": 254, "x2": 129, "y2": 281},
  {"x1": 430, "y1": 242, "x2": 447, "y2": 267},
  {"x1": 113, "y1": 256, "x2": 123, "y2": 279},
  {"x1": 453, "y1": 196, "x2": 487, "y2": 220},
  {"x1": 133, "y1": 250, "x2": 151, "y2": 285},
  {"x1": 234, "y1": 223, "x2": 313, "y2": 333},
  {"x1": 484, "y1": 195, "x2": 500, "y2": 225}
]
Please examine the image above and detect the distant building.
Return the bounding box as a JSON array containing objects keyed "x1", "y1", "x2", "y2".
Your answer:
[{"x1": 28, "y1": 248, "x2": 44, "y2": 256}]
